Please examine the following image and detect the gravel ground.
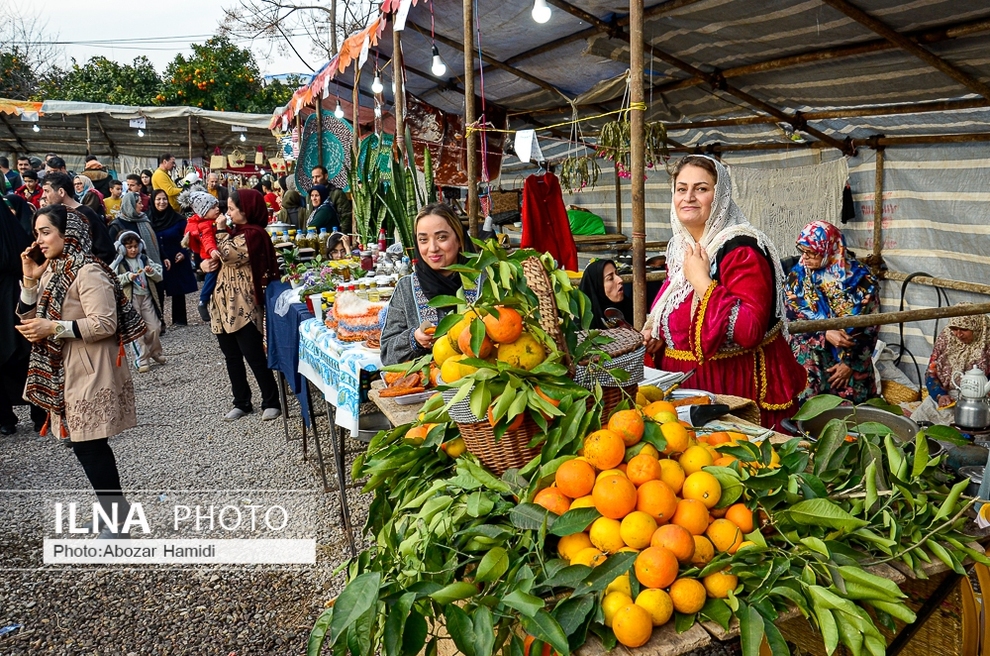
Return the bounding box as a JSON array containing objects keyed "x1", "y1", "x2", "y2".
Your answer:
[{"x1": 0, "y1": 297, "x2": 372, "y2": 655}]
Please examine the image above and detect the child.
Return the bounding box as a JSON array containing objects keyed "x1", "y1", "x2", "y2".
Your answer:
[
  {"x1": 103, "y1": 180, "x2": 123, "y2": 220},
  {"x1": 182, "y1": 192, "x2": 222, "y2": 322},
  {"x1": 112, "y1": 231, "x2": 164, "y2": 373}
]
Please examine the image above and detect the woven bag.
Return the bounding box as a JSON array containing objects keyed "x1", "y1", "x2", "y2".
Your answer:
[{"x1": 227, "y1": 148, "x2": 247, "y2": 169}]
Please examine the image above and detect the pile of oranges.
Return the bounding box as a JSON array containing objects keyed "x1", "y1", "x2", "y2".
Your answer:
[
  {"x1": 433, "y1": 306, "x2": 548, "y2": 383},
  {"x1": 532, "y1": 403, "x2": 759, "y2": 648}
]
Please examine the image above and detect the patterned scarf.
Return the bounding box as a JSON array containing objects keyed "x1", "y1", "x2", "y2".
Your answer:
[
  {"x1": 649, "y1": 156, "x2": 786, "y2": 338},
  {"x1": 933, "y1": 312, "x2": 990, "y2": 390},
  {"x1": 25, "y1": 209, "x2": 146, "y2": 417},
  {"x1": 786, "y1": 221, "x2": 874, "y2": 321}
]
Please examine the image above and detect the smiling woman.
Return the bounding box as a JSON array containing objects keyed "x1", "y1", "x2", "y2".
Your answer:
[{"x1": 380, "y1": 203, "x2": 478, "y2": 366}]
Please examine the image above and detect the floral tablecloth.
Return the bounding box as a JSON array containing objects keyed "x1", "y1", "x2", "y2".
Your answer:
[{"x1": 297, "y1": 318, "x2": 382, "y2": 435}]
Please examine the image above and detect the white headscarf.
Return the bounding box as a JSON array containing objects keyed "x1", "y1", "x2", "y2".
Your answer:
[{"x1": 649, "y1": 155, "x2": 787, "y2": 339}]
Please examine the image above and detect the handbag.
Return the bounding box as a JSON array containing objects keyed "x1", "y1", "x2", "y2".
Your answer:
[
  {"x1": 254, "y1": 146, "x2": 264, "y2": 166},
  {"x1": 269, "y1": 157, "x2": 287, "y2": 174},
  {"x1": 209, "y1": 147, "x2": 226, "y2": 170},
  {"x1": 227, "y1": 148, "x2": 246, "y2": 169}
]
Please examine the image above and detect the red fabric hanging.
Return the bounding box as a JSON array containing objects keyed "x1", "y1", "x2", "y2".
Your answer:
[{"x1": 520, "y1": 172, "x2": 578, "y2": 271}]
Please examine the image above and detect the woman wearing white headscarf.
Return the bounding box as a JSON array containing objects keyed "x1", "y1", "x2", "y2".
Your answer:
[{"x1": 641, "y1": 155, "x2": 806, "y2": 429}]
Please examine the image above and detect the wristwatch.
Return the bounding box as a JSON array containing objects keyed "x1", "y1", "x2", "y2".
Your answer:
[{"x1": 52, "y1": 322, "x2": 67, "y2": 340}]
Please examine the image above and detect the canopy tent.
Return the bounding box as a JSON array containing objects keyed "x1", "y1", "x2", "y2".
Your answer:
[{"x1": 0, "y1": 100, "x2": 277, "y2": 174}]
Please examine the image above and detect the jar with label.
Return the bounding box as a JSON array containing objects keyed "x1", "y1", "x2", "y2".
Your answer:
[
  {"x1": 360, "y1": 251, "x2": 374, "y2": 271},
  {"x1": 367, "y1": 281, "x2": 380, "y2": 302},
  {"x1": 356, "y1": 281, "x2": 369, "y2": 300}
]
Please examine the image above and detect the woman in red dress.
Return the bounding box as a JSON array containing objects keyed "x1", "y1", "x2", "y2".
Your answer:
[{"x1": 642, "y1": 156, "x2": 806, "y2": 430}]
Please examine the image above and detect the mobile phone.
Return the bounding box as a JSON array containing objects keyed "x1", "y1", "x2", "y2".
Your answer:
[{"x1": 28, "y1": 244, "x2": 45, "y2": 265}]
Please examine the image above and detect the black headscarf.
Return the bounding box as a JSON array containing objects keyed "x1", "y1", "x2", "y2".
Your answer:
[
  {"x1": 579, "y1": 259, "x2": 630, "y2": 330},
  {"x1": 310, "y1": 184, "x2": 329, "y2": 208},
  {"x1": 148, "y1": 189, "x2": 185, "y2": 233},
  {"x1": 1, "y1": 195, "x2": 34, "y2": 366},
  {"x1": 414, "y1": 205, "x2": 475, "y2": 301}
]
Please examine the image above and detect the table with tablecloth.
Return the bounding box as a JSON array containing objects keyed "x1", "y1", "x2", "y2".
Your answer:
[
  {"x1": 266, "y1": 281, "x2": 313, "y2": 426},
  {"x1": 297, "y1": 318, "x2": 383, "y2": 436}
]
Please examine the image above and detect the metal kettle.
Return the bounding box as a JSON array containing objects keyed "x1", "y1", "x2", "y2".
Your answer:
[{"x1": 955, "y1": 397, "x2": 990, "y2": 430}]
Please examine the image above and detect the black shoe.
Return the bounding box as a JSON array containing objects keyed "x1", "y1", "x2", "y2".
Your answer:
[
  {"x1": 0, "y1": 425, "x2": 15, "y2": 435},
  {"x1": 198, "y1": 303, "x2": 211, "y2": 322}
]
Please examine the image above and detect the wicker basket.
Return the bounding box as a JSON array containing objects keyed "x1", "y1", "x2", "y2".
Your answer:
[
  {"x1": 574, "y1": 328, "x2": 645, "y2": 389},
  {"x1": 882, "y1": 380, "x2": 921, "y2": 404}
]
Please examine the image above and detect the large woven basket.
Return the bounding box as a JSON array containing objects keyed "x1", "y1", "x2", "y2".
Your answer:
[
  {"x1": 882, "y1": 380, "x2": 921, "y2": 404},
  {"x1": 574, "y1": 328, "x2": 645, "y2": 389}
]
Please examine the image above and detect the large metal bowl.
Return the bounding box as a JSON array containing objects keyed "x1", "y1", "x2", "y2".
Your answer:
[{"x1": 786, "y1": 406, "x2": 945, "y2": 458}]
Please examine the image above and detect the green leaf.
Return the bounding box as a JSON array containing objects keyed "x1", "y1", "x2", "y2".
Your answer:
[
  {"x1": 327, "y1": 572, "x2": 380, "y2": 648},
  {"x1": 704, "y1": 466, "x2": 744, "y2": 509},
  {"x1": 307, "y1": 608, "x2": 333, "y2": 656},
  {"x1": 435, "y1": 312, "x2": 462, "y2": 338},
  {"x1": 384, "y1": 592, "x2": 416, "y2": 656},
  {"x1": 469, "y1": 318, "x2": 487, "y2": 362},
  {"x1": 549, "y1": 507, "x2": 602, "y2": 536},
  {"x1": 934, "y1": 478, "x2": 970, "y2": 522},
  {"x1": 402, "y1": 612, "x2": 429, "y2": 656},
  {"x1": 475, "y1": 547, "x2": 510, "y2": 583},
  {"x1": 793, "y1": 394, "x2": 845, "y2": 421},
  {"x1": 699, "y1": 598, "x2": 732, "y2": 631},
  {"x1": 430, "y1": 581, "x2": 479, "y2": 605},
  {"x1": 520, "y1": 610, "x2": 570, "y2": 656},
  {"x1": 641, "y1": 420, "x2": 667, "y2": 453},
  {"x1": 783, "y1": 499, "x2": 868, "y2": 531},
  {"x1": 346, "y1": 605, "x2": 374, "y2": 656},
  {"x1": 540, "y1": 564, "x2": 593, "y2": 590},
  {"x1": 800, "y1": 536, "x2": 830, "y2": 557},
  {"x1": 911, "y1": 432, "x2": 929, "y2": 480},
  {"x1": 552, "y1": 595, "x2": 594, "y2": 648},
  {"x1": 428, "y1": 294, "x2": 465, "y2": 309},
  {"x1": 466, "y1": 491, "x2": 496, "y2": 518},
  {"x1": 865, "y1": 461, "x2": 878, "y2": 511},
  {"x1": 861, "y1": 397, "x2": 905, "y2": 415},
  {"x1": 445, "y1": 605, "x2": 477, "y2": 656},
  {"x1": 572, "y1": 552, "x2": 637, "y2": 597},
  {"x1": 510, "y1": 502, "x2": 554, "y2": 530},
  {"x1": 473, "y1": 606, "x2": 495, "y2": 656},
  {"x1": 922, "y1": 424, "x2": 968, "y2": 446},
  {"x1": 502, "y1": 589, "x2": 546, "y2": 618},
  {"x1": 738, "y1": 602, "x2": 765, "y2": 656},
  {"x1": 813, "y1": 419, "x2": 847, "y2": 476},
  {"x1": 926, "y1": 539, "x2": 965, "y2": 574},
  {"x1": 459, "y1": 460, "x2": 512, "y2": 494},
  {"x1": 674, "y1": 611, "x2": 697, "y2": 633}
]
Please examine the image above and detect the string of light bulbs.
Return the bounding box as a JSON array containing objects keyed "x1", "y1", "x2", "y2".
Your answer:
[
  {"x1": 430, "y1": 1, "x2": 447, "y2": 77},
  {"x1": 532, "y1": 0, "x2": 552, "y2": 23}
]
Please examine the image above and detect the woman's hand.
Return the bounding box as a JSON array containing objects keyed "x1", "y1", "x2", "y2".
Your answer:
[
  {"x1": 826, "y1": 330, "x2": 854, "y2": 348},
  {"x1": 641, "y1": 325, "x2": 664, "y2": 356},
  {"x1": 827, "y1": 362, "x2": 853, "y2": 388},
  {"x1": 683, "y1": 242, "x2": 712, "y2": 295},
  {"x1": 200, "y1": 258, "x2": 220, "y2": 273},
  {"x1": 164, "y1": 259, "x2": 171, "y2": 271},
  {"x1": 414, "y1": 323, "x2": 435, "y2": 349},
  {"x1": 215, "y1": 215, "x2": 228, "y2": 232},
  {"x1": 15, "y1": 318, "x2": 55, "y2": 343},
  {"x1": 937, "y1": 394, "x2": 954, "y2": 408},
  {"x1": 21, "y1": 243, "x2": 48, "y2": 280},
  {"x1": 174, "y1": 252, "x2": 184, "y2": 263}
]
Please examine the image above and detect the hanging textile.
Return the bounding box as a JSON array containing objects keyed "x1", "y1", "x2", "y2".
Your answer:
[{"x1": 520, "y1": 172, "x2": 578, "y2": 271}]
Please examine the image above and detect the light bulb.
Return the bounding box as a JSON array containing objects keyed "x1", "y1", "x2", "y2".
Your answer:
[
  {"x1": 374, "y1": 105, "x2": 382, "y2": 118},
  {"x1": 431, "y1": 45, "x2": 447, "y2": 77},
  {"x1": 371, "y1": 74, "x2": 383, "y2": 94},
  {"x1": 391, "y1": 80, "x2": 396, "y2": 94},
  {"x1": 137, "y1": 129, "x2": 144, "y2": 137},
  {"x1": 334, "y1": 101, "x2": 344, "y2": 119},
  {"x1": 532, "y1": 0, "x2": 551, "y2": 23},
  {"x1": 32, "y1": 124, "x2": 40, "y2": 133},
  {"x1": 239, "y1": 133, "x2": 246, "y2": 142}
]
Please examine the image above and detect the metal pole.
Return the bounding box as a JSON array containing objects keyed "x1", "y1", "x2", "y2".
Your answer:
[
  {"x1": 629, "y1": 0, "x2": 647, "y2": 328},
  {"x1": 392, "y1": 25, "x2": 406, "y2": 162},
  {"x1": 316, "y1": 99, "x2": 325, "y2": 170},
  {"x1": 614, "y1": 166, "x2": 623, "y2": 234},
  {"x1": 463, "y1": 0, "x2": 479, "y2": 238},
  {"x1": 85, "y1": 116, "x2": 91, "y2": 156}
]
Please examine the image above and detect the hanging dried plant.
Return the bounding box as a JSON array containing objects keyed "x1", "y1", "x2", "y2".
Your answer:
[
  {"x1": 558, "y1": 154, "x2": 601, "y2": 192},
  {"x1": 596, "y1": 119, "x2": 672, "y2": 178}
]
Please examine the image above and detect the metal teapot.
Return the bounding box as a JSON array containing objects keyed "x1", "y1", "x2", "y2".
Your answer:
[{"x1": 953, "y1": 367, "x2": 990, "y2": 400}]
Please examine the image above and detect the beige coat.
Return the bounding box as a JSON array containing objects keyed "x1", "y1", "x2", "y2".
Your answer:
[{"x1": 19, "y1": 264, "x2": 137, "y2": 441}]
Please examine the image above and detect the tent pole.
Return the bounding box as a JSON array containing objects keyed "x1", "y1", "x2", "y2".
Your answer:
[
  {"x1": 316, "y1": 98, "x2": 325, "y2": 170},
  {"x1": 463, "y1": 0, "x2": 479, "y2": 238},
  {"x1": 884, "y1": 271, "x2": 990, "y2": 298},
  {"x1": 789, "y1": 303, "x2": 990, "y2": 334},
  {"x1": 614, "y1": 166, "x2": 623, "y2": 235},
  {"x1": 392, "y1": 25, "x2": 406, "y2": 162},
  {"x1": 85, "y1": 116, "x2": 91, "y2": 156},
  {"x1": 870, "y1": 147, "x2": 885, "y2": 270},
  {"x1": 629, "y1": 0, "x2": 647, "y2": 329},
  {"x1": 187, "y1": 116, "x2": 193, "y2": 164},
  {"x1": 352, "y1": 68, "x2": 361, "y2": 157}
]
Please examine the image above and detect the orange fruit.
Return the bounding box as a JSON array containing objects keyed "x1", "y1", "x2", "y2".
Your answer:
[
  {"x1": 603, "y1": 591, "x2": 634, "y2": 627},
  {"x1": 524, "y1": 635, "x2": 551, "y2": 656},
  {"x1": 534, "y1": 386, "x2": 561, "y2": 410},
  {"x1": 405, "y1": 423, "x2": 436, "y2": 444},
  {"x1": 447, "y1": 312, "x2": 480, "y2": 348},
  {"x1": 669, "y1": 578, "x2": 707, "y2": 614},
  {"x1": 703, "y1": 569, "x2": 739, "y2": 599},
  {"x1": 636, "y1": 588, "x2": 674, "y2": 627},
  {"x1": 712, "y1": 455, "x2": 738, "y2": 467},
  {"x1": 555, "y1": 458, "x2": 597, "y2": 499},
  {"x1": 597, "y1": 469, "x2": 626, "y2": 481},
  {"x1": 590, "y1": 517, "x2": 625, "y2": 553},
  {"x1": 672, "y1": 498, "x2": 711, "y2": 536},
  {"x1": 495, "y1": 332, "x2": 546, "y2": 370},
  {"x1": 534, "y1": 487, "x2": 571, "y2": 516},
  {"x1": 619, "y1": 511, "x2": 658, "y2": 550},
  {"x1": 660, "y1": 422, "x2": 690, "y2": 455},
  {"x1": 707, "y1": 518, "x2": 744, "y2": 553},
  {"x1": 583, "y1": 429, "x2": 626, "y2": 470},
  {"x1": 487, "y1": 406, "x2": 524, "y2": 431},
  {"x1": 650, "y1": 524, "x2": 695, "y2": 563},
  {"x1": 635, "y1": 480, "x2": 678, "y2": 525},
  {"x1": 612, "y1": 603, "x2": 653, "y2": 648},
  {"x1": 457, "y1": 325, "x2": 494, "y2": 359},
  {"x1": 691, "y1": 535, "x2": 715, "y2": 567},
  {"x1": 593, "y1": 474, "x2": 638, "y2": 519},
  {"x1": 482, "y1": 306, "x2": 523, "y2": 344},
  {"x1": 707, "y1": 431, "x2": 731, "y2": 445},
  {"x1": 571, "y1": 546, "x2": 607, "y2": 568},
  {"x1": 657, "y1": 459, "x2": 686, "y2": 494},
  {"x1": 642, "y1": 400, "x2": 677, "y2": 419},
  {"x1": 724, "y1": 503, "x2": 755, "y2": 534},
  {"x1": 606, "y1": 572, "x2": 633, "y2": 597},
  {"x1": 432, "y1": 334, "x2": 459, "y2": 366},
  {"x1": 557, "y1": 532, "x2": 594, "y2": 561},
  {"x1": 570, "y1": 494, "x2": 596, "y2": 509},
  {"x1": 681, "y1": 471, "x2": 722, "y2": 509},
  {"x1": 726, "y1": 431, "x2": 749, "y2": 442},
  {"x1": 634, "y1": 546, "x2": 678, "y2": 589},
  {"x1": 678, "y1": 445, "x2": 714, "y2": 475},
  {"x1": 710, "y1": 506, "x2": 727, "y2": 518},
  {"x1": 608, "y1": 410, "x2": 645, "y2": 447},
  {"x1": 626, "y1": 453, "x2": 662, "y2": 486}
]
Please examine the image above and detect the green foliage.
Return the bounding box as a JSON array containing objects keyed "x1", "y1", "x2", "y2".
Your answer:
[
  {"x1": 38, "y1": 56, "x2": 162, "y2": 105},
  {"x1": 0, "y1": 47, "x2": 37, "y2": 100}
]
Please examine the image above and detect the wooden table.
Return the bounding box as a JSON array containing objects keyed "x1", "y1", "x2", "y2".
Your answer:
[{"x1": 369, "y1": 380, "x2": 425, "y2": 427}]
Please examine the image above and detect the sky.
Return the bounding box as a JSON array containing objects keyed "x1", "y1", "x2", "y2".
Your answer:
[{"x1": 15, "y1": 0, "x2": 321, "y2": 79}]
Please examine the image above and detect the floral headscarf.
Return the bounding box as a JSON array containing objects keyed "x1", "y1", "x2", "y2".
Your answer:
[
  {"x1": 785, "y1": 221, "x2": 875, "y2": 322},
  {"x1": 931, "y1": 311, "x2": 990, "y2": 390}
]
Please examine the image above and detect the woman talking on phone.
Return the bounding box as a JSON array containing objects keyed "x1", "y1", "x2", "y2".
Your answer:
[{"x1": 17, "y1": 205, "x2": 145, "y2": 538}]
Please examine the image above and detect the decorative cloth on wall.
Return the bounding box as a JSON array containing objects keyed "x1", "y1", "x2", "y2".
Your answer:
[
  {"x1": 520, "y1": 172, "x2": 578, "y2": 271},
  {"x1": 296, "y1": 113, "x2": 353, "y2": 192},
  {"x1": 731, "y1": 157, "x2": 848, "y2": 261}
]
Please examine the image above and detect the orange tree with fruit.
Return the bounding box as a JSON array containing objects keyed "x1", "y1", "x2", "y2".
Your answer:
[{"x1": 310, "y1": 238, "x2": 988, "y2": 656}]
